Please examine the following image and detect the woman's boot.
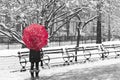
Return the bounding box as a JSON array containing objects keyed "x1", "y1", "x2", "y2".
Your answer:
[
  {"x1": 30, "y1": 70, "x2": 34, "y2": 79},
  {"x1": 35, "y1": 69, "x2": 40, "y2": 79},
  {"x1": 35, "y1": 62, "x2": 39, "y2": 78}
]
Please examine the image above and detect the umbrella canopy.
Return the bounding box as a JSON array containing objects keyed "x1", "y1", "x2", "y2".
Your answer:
[{"x1": 22, "y1": 24, "x2": 48, "y2": 51}]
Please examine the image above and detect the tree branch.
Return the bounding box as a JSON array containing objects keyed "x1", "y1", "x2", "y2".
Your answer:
[
  {"x1": 46, "y1": 1, "x2": 56, "y2": 22},
  {"x1": 11, "y1": 31, "x2": 22, "y2": 39},
  {"x1": 11, "y1": 33, "x2": 25, "y2": 45},
  {"x1": 0, "y1": 23, "x2": 24, "y2": 45},
  {"x1": 48, "y1": 8, "x2": 83, "y2": 28},
  {"x1": 49, "y1": 14, "x2": 77, "y2": 39},
  {"x1": 51, "y1": 11, "x2": 69, "y2": 21},
  {"x1": 52, "y1": 7, "x2": 83, "y2": 21},
  {"x1": 16, "y1": 0, "x2": 21, "y2": 4},
  {"x1": 48, "y1": 19, "x2": 64, "y2": 27},
  {"x1": 45, "y1": 0, "x2": 57, "y2": 8},
  {"x1": 0, "y1": 30, "x2": 12, "y2": 38},
  {"x1": 82, "y1": 15, "x2": 98, "y2": 29},
  {"x1": 47, "y1": 3, "x2": 66, "y2": 22},
  {"x1": 0, "y1": 23, "x2": 10, "y2": 31}
]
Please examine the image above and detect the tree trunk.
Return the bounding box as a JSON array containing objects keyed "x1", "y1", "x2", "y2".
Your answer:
[
  {"x1": 75, "y1": 22, "x2": 81, "y2": 62},
  {"x1": 96, "y1": 1, "x2": 102, "y2": 44}
]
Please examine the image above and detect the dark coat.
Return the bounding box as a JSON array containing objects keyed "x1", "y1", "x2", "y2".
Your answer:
[{"x1": 29, "y1": 49, "x2": 43, "y2": 62}]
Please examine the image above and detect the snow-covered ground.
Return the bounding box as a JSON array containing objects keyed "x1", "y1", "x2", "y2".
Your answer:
[
  {"x1": 39, "y1": 58, "x2": 120, "y2": 76},
  {"x1": 0, "y1": 58, "x2": 120, "y2": 80},
  {"x1": 0, "y1": 41, "x2": 120, "y2": 80}
]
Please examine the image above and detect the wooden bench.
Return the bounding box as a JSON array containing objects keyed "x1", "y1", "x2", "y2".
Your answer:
[
  {"x1": 18, "y1": 48, "x2": 70, "y2": 72},
  {"x1": 17, "y1": 41, "x2": 120, "y2": 72},
  {"x1": 18, "y1": 45, "x2": 102, "y2": 71},
  {"x1": 18, "y1": 51, "x2": 29, "y2": 72},
  {"x1": 18, "y1": 50, "x2": 45, "y2": 72},
  {"x1": 42, "y1": 48, "x2": 65, "y2": 65},
  {"x1": 65, "y1": 44, "x2": 103, "y2": 63},
  {"x1": 64, "y1": 47, "x2": 84, "y2": 64},
  {"x1": 102, "y1": 42, "x2": 120, "y2": 58}
]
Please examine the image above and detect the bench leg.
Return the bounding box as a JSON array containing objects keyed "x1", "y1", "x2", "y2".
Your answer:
[
  {"x1": 75, "y1": 50, "x2": 77, "y2": 62},
  {"x1": 40, "y1": 60, "x2": 43, "y2": 67}
]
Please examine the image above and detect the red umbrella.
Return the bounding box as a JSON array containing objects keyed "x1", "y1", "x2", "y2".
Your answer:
[{"x1": 22, "y1": 24, "x2": 48, "y2": 51}]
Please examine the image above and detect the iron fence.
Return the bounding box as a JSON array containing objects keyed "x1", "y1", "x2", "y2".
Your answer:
[
  {"x1": 49, "y1": 36, "x2": 96, "y2": 46},
  {"x1": 0, "y1": 35, "x2": 97, "y2": 49}
]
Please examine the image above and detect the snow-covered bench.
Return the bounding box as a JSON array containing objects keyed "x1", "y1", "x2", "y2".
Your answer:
[
  {"x1": 17, "y1": 41, "x2": 120, "y2": 72},
  {"x1": 18, "y1": 51, "x2": 29, "y2": 72},
  {"x1": 17, "y1": 44, "x2": 106, "y2": 72},
  {"x1": 18, "y1": 47, "x2": 70, "y2": 72},
  {"x1": 102, "y1": 41, "x2": 120, "y2": 58},
  {"x1": 65, "y1": 44, "x2": 106, "y2": 62}
]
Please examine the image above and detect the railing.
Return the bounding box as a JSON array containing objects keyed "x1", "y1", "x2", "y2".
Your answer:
[
  {"x1": 49, "y1": 36, "x2": 96, "y2": 42},
  {"x1": 0, "y1": 35, "x2": 97, "y2": 49},
  {"x1": 49, "y1": 36, "x2": 96, "y2": 46}
]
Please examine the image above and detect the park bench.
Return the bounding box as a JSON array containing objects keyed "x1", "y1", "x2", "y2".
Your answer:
[
  {"x1": 78, "y1": 44, "x2": 119, "y2": 61},
  {"x1": 18, "y1": 45, "x2": 101, "y2": 72},
  {"x1": 64, "y1": 46, "x2": 83, "y2": 63},
  {"x1": 17, "y1": 47, "x2": 73, "y2": 72},
  {"x1": 17, "y1": 41, "x2": 120, "y2": 72},
  {"x1": 65, "y1": 44, "x2": 104, "y2": 63},
  {"x1": 42, "y1": 48, "x2": 66, "y2": 66},
  {"x1": 82, "y1": 45, "x2": 100, "y2": 61},
  {"x1": 18, "y1": 51, "x2": 30, "y2": 72},
  {"x1": 102, "y1": 41, "x2": 120, "y2": 58}
]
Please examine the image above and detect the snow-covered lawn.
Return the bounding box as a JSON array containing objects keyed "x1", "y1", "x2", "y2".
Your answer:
[
  {"x1": 0, "y1": 41, "x2": 120, "y2": 80},
  {"x1": 40, "y1": 58, "x2": 120, "y2": 80},
  {"x1": 0, "y1": 58, "x2": 120, "y2": 80}
]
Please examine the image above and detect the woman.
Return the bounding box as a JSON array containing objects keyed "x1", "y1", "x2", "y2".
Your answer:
[
  {"x1": 29, "y1": 49, "x2": 43, "y2": 78},
  {"x1": 22, "y1": 23, "x2": 48, "y2": 79}
]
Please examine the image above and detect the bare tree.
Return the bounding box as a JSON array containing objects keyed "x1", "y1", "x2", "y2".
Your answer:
[{"x1": 0, "y1": 0, "x2": 99, "y2": 47}]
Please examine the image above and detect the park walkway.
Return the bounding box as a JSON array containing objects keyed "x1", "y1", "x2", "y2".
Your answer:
[
  {"x1": 0, "y1": 41, "x2": 120, "y2": 80},
  {"x1": 0, "y1": 57, "x2": 120, "y2": 80},
  {"x1": 40, "y1": 59, "x2": 120, "y2": 80}
]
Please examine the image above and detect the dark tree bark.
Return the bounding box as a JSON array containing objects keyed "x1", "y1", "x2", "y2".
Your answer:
[{"x1": 96, "y1": 1, "x2": 102, "y2": 44}]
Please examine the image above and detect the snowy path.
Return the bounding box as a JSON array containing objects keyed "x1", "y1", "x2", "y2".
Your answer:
[
  {"x1": 0, "y1": 41, "x2": 120, "y2": 80},
  {"x1": 0, "y1": 58, "x2": 120, "y2": 80}
]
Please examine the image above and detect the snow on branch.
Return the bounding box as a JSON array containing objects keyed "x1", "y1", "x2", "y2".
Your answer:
[
  {"x1": 49, "y1": 13, "x2": 78, "y2": 39},
  {"x1": 47, "y1": 3, "x2": 66, "y2": 22},
  {"x1": 82, "y1": 15, "x2": 98, "y2": 29},
  {"x1": 50, "y1": 7, "x2": 83, "y2": 22},
  {"x1": 45, "y1": 0, "x2": 57, "y2": 8},
  {"x1": 11, "y1": 33, "x2": 24, "y2": 45},
  {"x1": 0, "y1": 30, "x2": 12, "y2": 38},
  {"x1": 0, "y1": 23, "x2": 10, "y2": 31},
  {"x1": 0, "y1": 23, "x2": 24, "y2": 45}
]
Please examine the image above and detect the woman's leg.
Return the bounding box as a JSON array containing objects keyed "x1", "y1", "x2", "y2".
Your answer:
[
  {"x1": 40, "y1": 60, "x2": 43, "y2": 67},
  {"x1": 40, "y1": 51, "x2": 43, "y2": 67},
  {"x1": 30, "y1": 62, "x2": 34, "y2": 77},
  {"x1": 35, "y1": 62, "x2": 39, "y2": 77}
]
